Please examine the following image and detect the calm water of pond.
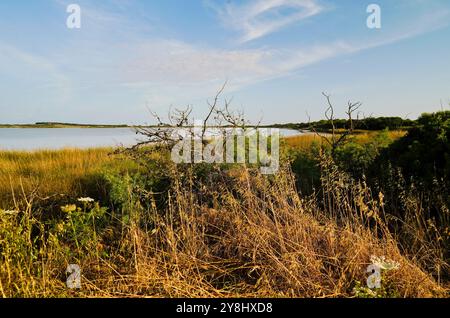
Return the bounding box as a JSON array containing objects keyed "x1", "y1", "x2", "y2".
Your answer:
[{"x1": 0, "y1": 128, "x2": 301, "y2": 151}]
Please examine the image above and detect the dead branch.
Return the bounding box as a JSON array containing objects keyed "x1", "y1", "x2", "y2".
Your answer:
[{"x1": 309, "y1": 93, "x2": 362, "y2": 157}]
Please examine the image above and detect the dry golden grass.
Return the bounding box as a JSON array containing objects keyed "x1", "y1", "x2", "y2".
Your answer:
[
  {"x1": 283, "y1": 130, "x2": 406, "y2": 150},
  {"x1": 0, "y1": 137, "x2": 447, "y2": 298},
  {"x1": 131, "y1": 166, "x2": 438, "y2": 298},
  {"x1": 0, "y1": 158, "x2": 446, "y2": 298},
  {"x1": 284, "y1": 134, "x2": 324, "y2": 150},
  {"x1": 352, "y1": 130, "x2": 407, "y2": 143},
  {"x1": 113, "y1": 164, "x2": 443, "y2": 298},
  {"x1": 0, "y1": 148, "x2": 133, "y2": 208}
]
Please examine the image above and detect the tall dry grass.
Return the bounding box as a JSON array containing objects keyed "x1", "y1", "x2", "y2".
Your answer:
[
  {"x1": 111, "y1": 163, "x2": 443, "y2": 298},
  {"x1": 0, "y1": 150, "x2": 446, "y2": 297},
  {"x1": 0, "y1": 148, "x2": 135, "y2": 208},
  {"x1": 0, "y1": 134, "x2": 447, "y2": 298}
]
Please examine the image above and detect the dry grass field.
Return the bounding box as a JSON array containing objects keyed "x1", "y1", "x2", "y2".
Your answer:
[{"x1": 0, "y1": 133, "x2": 447, "y2": 298}]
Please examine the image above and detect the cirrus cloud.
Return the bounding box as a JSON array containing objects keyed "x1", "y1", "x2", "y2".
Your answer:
[{"x1": 208, "y1": 0, "x2": 324, "y2": 43}]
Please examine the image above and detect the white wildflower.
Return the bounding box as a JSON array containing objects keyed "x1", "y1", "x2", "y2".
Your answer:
[
  {"x1": 77, "y1": 197, "x2": 95, "y2": 203},
  {"x1": 370, "y1": 255, "x2": 400, "y2": 271}
]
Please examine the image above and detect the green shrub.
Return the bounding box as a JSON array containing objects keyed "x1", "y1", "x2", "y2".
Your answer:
[
  {"x1": 377, "y1": 111, "x2": 450, "y2": 186},
  {"x1": 287, "y1": 141, "x2": 322, "y2": 194},
  {"x1": 335, "y1": 130, "x2": 393, "y2": 178}
]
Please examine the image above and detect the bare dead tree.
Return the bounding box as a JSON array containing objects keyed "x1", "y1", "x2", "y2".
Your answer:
[
  {"x1": 128, "y1": 105, "x2": 193, "y2": 151},
  {"x1": 309, "y1": 92, "x2": 362, "y2": 157},
  {"x1": 215, "y1": 97, "x2": 249, "y2": 129},
  {"x1": 202, "y1": 81, "x2": 227, "y2": 141},
  {"x1": 122, "y1": 82, "x2": 253, "y2": 160}
]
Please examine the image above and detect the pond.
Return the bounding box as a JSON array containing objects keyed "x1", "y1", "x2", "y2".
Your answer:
[{"x1": 0, "y1": 128, "x2": 301, "y2": 151}]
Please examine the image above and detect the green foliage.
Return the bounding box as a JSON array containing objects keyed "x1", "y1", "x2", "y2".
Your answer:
[
  {"x1": 287, "y1": 141, "x2": 322, "y2": 194},
  {"x1": 353, "y1": 280, "x2": 399, "y2": 298},
  {"x1": 0, "y1": 199, "x2": 112, "y2": 296},
  {"x1": 335, "y1": 130, "x2": 393, "y2": 177},
  {"x1": 368, "y1": 112, "x2": 450, "y2": 278},
  {"x1": 56, "y1": 201, "x2": 109, "y2": 255},
  {"x1": 377, "y1": 111, "x2": 450, "y2": 186}
]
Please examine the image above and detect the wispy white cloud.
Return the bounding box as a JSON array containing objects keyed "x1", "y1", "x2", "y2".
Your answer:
[
  {"x1": 37, "y1": 0, "x2": 450, "y2": 94},
  {"x1": 208, "y1": 0, "x2": 324, "y2": 43},
  {"x1": 3, "y1": 0, "x2": 449, "y2": 122},
  {"x1": 112, "y1": 2, "x2": 450, "y2": 113},
  {"x1": 0, "y1": 42, "x2": 72, "y2": 96},
  {"x1": 120, "y1": 39, "x2": 352, "y2": 89}
]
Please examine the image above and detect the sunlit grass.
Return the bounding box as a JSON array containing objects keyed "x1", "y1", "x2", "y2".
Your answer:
[
  {"x1": 0, "y1": 130, "x2": 447, "y2": 298},
  {"x1": 0, "y1": 148, "x2": 134, "y2": 208},
  {"x1": 283, "y1": 130, "x2": 407, "y2": 150}
]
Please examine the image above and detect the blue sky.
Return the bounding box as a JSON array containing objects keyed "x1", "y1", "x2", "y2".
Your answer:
[{"x1": 0, "y1": 0, "x2": 449, "y2": 124}]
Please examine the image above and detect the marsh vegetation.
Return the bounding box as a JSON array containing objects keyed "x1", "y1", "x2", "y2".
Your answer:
[
  {"x1": 1, "y1": 86, "x2": 449, "y2": 298},
  {"x1": 0, "y1": 109, "x2": 448, "y2": 297}
]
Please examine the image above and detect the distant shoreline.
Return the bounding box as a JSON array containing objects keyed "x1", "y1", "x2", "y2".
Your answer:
[
  {"x1": 0, "y1": 123, "x2": 156, "y2": 129},
  {"x1": 0, "y1": 123, "x2": 302, "y2": 129},
  {"x1": 0, "y1": 116, "x2": 417, "y2": 131}
]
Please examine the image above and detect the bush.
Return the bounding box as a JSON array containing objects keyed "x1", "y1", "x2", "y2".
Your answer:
[
  {"x1": 368, "y1": 111, "x2": 450, "y2": 280},
  {"x1": 287, "y1": 141, "x2": 322, "y2": 194},
  {"x1": 335, "y1": 130, "x2": 393, "y2": 178},
  {"x1": 377, "y1": 111, "x2": 450, "y2": 186}
]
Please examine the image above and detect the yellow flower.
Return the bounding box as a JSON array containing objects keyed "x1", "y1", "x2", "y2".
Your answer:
[
  {"x1": 56, "y1": 222, "x2": 66, "y2": 233},
  {"x1": 61, "y1": 204, "x2": 77, "y2": 213}
]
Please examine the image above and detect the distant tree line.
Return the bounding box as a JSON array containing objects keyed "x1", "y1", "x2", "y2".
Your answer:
[
  {"x1": 269, "y1": 117, "x2": 416, "y2": 131},
  {"x1": 34, "y1": 122, "x2": 130, "y2": 128}
]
